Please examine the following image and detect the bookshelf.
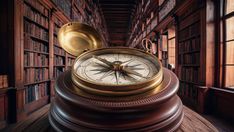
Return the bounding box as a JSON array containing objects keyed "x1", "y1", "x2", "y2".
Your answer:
[
  {"x1": 127, "y1": 0, "x2": 215, "y2": 113},
  {"x1": 51, "y1": 0, "x2": 72, "y2": 18},
  {"x1": 176, "y1": 9, "x2": 201, "y2": 110},
  {"x1": 53, "y1": 17, "x2": 66, "y2": 79},
  {"x1": 67, "y1": 54, "x2": 76, "y2": 70},
  {"x1": 0, "y1": 0, "x2": 108, "y2": 123},
  {"x1": 23, "y1": 0, "x2": 50, "y2": 114}
]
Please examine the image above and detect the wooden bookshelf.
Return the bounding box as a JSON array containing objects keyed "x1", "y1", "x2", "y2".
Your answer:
[
  {"x1": 0, "y1": 0, "x2": 108, "y2": 123},
  {"x1": 127, "y1": 0, "x2": 216, "y2": 113},
  {"x1": 53, "y1": 17, "x2": 66, "y2": 80},
  {"x1": 176, "y1": 6, "x2": 202, "y2": 111},
  {"x1": 23, "y1": 0, "x2": 50, "y2": 115}
]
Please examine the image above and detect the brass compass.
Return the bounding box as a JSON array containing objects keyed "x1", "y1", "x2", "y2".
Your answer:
[
  {"x1": 58, "y1": 22, "x2": 163, "y2": 96},
  {"x1": 49, "y1": 22, "x2": 184, "y2": 132}
]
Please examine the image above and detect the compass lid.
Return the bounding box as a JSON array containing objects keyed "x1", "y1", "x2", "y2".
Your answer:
[{"x1": 58, "y1": 22, "x2": 103, "y2": 56}]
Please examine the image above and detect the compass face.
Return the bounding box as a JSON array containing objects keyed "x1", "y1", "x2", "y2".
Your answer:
[{"x1": 73, "y1": 48, "x2": 161, "y2": 86}]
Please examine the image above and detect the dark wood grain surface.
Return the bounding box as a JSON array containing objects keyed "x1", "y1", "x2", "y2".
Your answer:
[{"x1": 3, "y1": 104, "x2": 217, "y2": 132}]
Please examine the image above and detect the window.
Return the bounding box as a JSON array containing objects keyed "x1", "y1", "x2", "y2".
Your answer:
[
  {"x1": 221, "y1": 0, "x2": 234, "y2": 88},
  {"x1": 168, "y1": 26, "x2": 176, "y2": 69}
]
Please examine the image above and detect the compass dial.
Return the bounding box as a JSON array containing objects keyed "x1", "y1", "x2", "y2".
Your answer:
[
  {"x1": 74, "y1": 53, "x2": 158, "y2": 85},
  {"x1": 72, "y1": 48, "x2": 162, "y2": 86}
]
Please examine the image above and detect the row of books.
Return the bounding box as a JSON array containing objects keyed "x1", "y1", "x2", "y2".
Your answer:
[
  {"x1": 179, "y1": 67, "x2": 200, "y2": 83},
  {"x1": 159, "y1": 0, "x2": 176, "y2": 21},
  {"x1": 24, "y1": 68, "x2": 49, "y2": 84},
  {"x1": 54, "y1": 46, "x2": 66, "y2": 56},
  {"x1": 54, "y1": 67, "x2": 65, "y2": 78},
  {"x1": 24, "y1": 82, "x2": 49, "y2": 104},
  {"x1": 24, "y1": 52, "x2": 49, "y2": 67},
  {"x1": 179, "y1": 38, "x2": 200, "y2": 53},
  {"x1": 178, "y1": 82, "x2": 198, "y2": 102},
  {"x1": 179, "y1": 22, "x2": 200, "y2": 41},
  {"x1": 24, "y1": 20, "x2": 49, "y2": 41},
  {"x1": 54, "y1": 24, "x2": 60, "y2": 35},
  {"x1": 53, "y1": 36, "x2": 60, "y2": 46},
  {"x1": 24, "y1": 0, "x2": 49, "y2": 17},
  {"x1": 72, "y1": 9, "x2": 84, "y2": 22},
  {"x1": 54, "y1": 56, "x2": 65, "y2": 66},
  {"x1": 0, "y1": 75, "x2": 8, "y2": 89},
  {"x1": 24, "y1": 4, "x2": 49, "y2": 28},
  {"x1": 67, "y1": 58, "x2": 75, "y2": 66},
  {"x1": 52, "y1": 0, "x2": 71, "y2": 17},
  {"x1": 24, "y1": 36, "x2": 48, "y2": 53},
  {"x1": 54, "y1": 17, "x2": 63, "y2": 27},
  {"x1": 179, "y1": 53, "x2": 200, "y2": 65}
]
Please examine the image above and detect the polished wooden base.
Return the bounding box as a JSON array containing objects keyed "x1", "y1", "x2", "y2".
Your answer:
[{"x1": 49, "y1": 69, "x2": 184, "y2": 131}]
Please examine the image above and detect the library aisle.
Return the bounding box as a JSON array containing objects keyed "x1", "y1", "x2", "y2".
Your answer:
[{"x1": 0, "y1": 0, "x2": 234, "y2": 131}]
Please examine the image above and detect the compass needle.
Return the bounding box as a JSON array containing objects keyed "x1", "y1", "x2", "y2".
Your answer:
[
  {"x1": 93, "y1": 62, "x2": 110, "y2": 69},
  {"x1": 124, "y1": 73, "x2": 138, "y2": 82},
  {"x1": 92, "y1": 55, "x2": 113, "y2": 67},
  {"x1": 123, "y1": 66, "x2": 149, "y2": 79},
  {"x1": 127, "y1": 64, "x2": 142, "y2": 67},
  {"x1": 98, "y1": 70, "x2": 114, "y2": 81},
  {"x1": 114, "y1": 71, "x2": 120, "y2": 84},
  {"x1": 121, "y1": 59, "x2": 134, "y2": 66}
]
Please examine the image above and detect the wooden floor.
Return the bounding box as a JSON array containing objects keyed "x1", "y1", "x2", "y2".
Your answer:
[{"x1": 3, "y1": 104, "x2": 218, "y2": 132}]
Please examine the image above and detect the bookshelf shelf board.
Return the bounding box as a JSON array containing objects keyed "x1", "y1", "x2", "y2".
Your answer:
[
  {"x1": 0, "y1": 87, "x2": 9, "y2": 93},
  {"x1": 181, "y1": 64, "x2": 200, "y2": 67},
  {"x1": 54, "y1": 53, "x2": 66, "y2": 57},
  {"x1": 54, "y1": 65, "x2": 65, "y2": 67},
  {"x1": 24, "y1": 80, "x2": 50, "y2": 86},
  {"x1": 68, "y1": 56, "x2": 76, "y2": 59},
  {"x1": 25, "y1": 95, "x2": 49, "y2": 105},
  {"x1": 24, "y1": 95, "x2": 49, "y2": 113},
  {"x1": 179, "y1": 50, "x2": 200, "y2": 55},
  {"x1": 24, "y1": 33, "x2": 49, "y2": 43},
  {"x1": 54, "y1": 44, "x2": 62, "y2": 48},
  {"x1": 180, "y1": 80, "x2": 200, "y2": 85},
  {"x1": 24, "y1": 16, "x2": 48, "y2": 30},
  {"x1": 24, "y1": 49, "x2": 49, "y2": 55},
  {"x1": 24, "y1": 66, "x2": 49, "y2": 68},
  {"x1": 24, "y1": 1, "x2": 48, "y2": 18}
]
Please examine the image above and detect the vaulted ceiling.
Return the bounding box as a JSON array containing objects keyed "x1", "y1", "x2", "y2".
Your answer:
[{"x1": 98, "y1": 0, "x2": 137, "y2": 46}]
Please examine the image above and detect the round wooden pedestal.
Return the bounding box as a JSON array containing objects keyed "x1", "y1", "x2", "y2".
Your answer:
[{"x1": 49, "y1": 69, "x2": 184, "y2": 131}]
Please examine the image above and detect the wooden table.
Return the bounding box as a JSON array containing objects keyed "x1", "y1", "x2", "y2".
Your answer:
[{"x1": 6, "y1": 105, "x2": 218, "y2": 132}]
